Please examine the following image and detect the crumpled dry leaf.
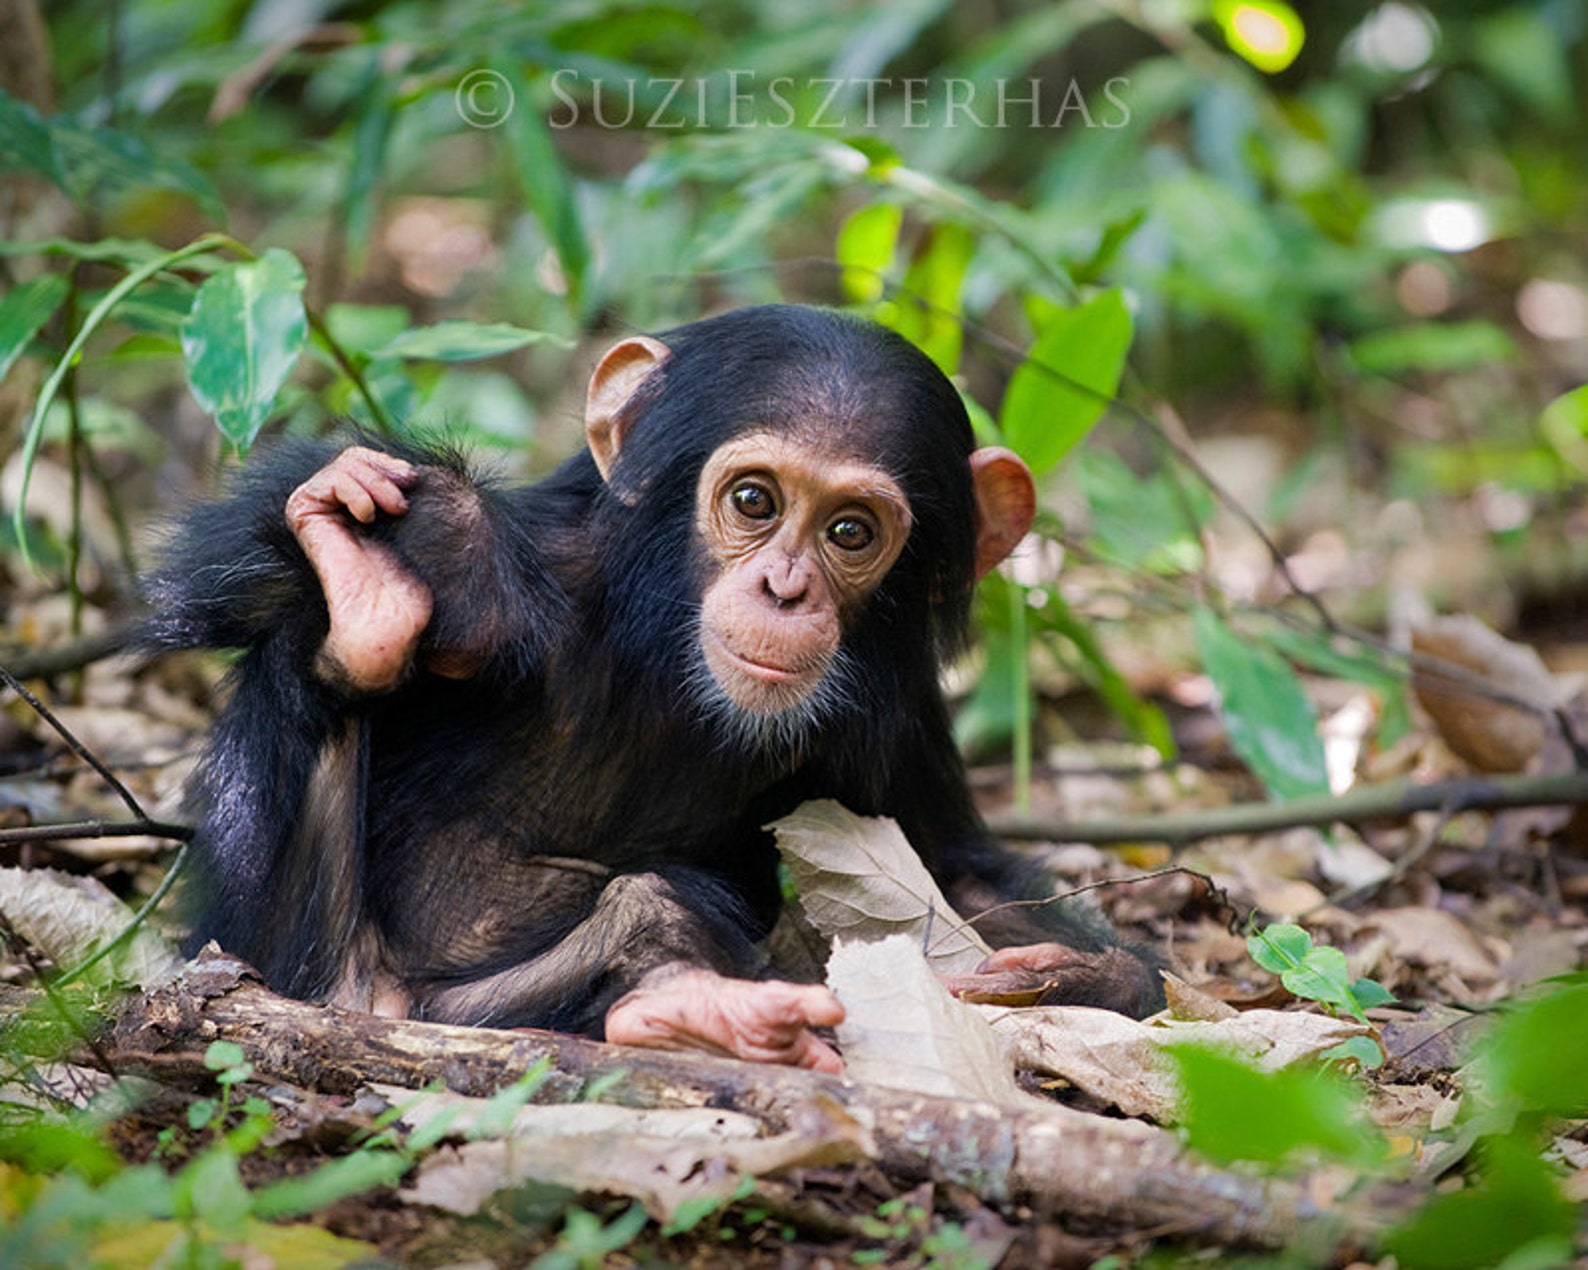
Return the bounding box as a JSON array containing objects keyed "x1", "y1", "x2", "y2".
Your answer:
[
  {"x1": 1411, "y1": 614, "x2": 1582, "y2": 772},
  {"x1": 0, "y1": 866, "x2": 182, "y2": 989},
  {"x1": 1361, "y1": 906, "x2": 1500, "y2": 985},
  {"x1": 982, "y1": 1005, "x2": 1374, "y2": 1121},
  {"x1": 828, "y1": 934, "x2": 1029, "y2": 1107},
  {"x1": 1162, "y1": 973, "x2": 1239, "y2": 1021},
  {"x1": 388, "y1": 1088, "x2": 872, "y2": 1219},
  {"x1": 771, "y1": 800, "x2": 992, "y2": 972}
]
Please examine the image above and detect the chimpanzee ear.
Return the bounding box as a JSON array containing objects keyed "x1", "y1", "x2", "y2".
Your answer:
[
  {"x1": 585, "y1": 336, "x2": 670, "y2": 482},
  {"x1": 969, "y1": 447, "x2": 1036, "y2": 580}
]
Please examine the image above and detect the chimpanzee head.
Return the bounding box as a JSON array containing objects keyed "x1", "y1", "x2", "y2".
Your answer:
[{"x1": 583, "y1": 305, "x2": 1034, "y2": 755}]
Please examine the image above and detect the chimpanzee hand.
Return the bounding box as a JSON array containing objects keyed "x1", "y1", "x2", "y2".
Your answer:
[
  {"x1": 942, "y1": 941, "x2": 1163, "y2": 1010},
  {"x1": 604, "y1": 965, "x2": 846, "y2": 1074},
  {"x1": 285, "y1": 447, "x2": 432, "y2": 692}
]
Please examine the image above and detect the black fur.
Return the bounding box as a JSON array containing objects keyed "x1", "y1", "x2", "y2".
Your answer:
[{"x1": 144, "y1": 305, "x2": 1163, "y2": 1035}]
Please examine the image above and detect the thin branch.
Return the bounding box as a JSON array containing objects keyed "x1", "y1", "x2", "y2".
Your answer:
[
  {"x1": 0, "y1": 664, "x2": 150, "y2": 821},
  {"x1": 988, "y1": 771, "x2": 1588, "y2": 849},
  {"x1": 0, "y1": 819, "x2": 193, "y2": 847}
]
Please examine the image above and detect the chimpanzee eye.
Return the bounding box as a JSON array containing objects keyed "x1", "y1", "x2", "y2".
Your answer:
[
  {"x1": 827, "y1": 517, "x2": 875, "y2": 552},
  {"x1": 730, "y1": 482, "x2": 777, "y2": 520}
]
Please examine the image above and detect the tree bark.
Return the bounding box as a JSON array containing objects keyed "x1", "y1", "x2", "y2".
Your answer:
[{"x1": 101, "y1": 949, "x2": 1398, "y2": 1252}]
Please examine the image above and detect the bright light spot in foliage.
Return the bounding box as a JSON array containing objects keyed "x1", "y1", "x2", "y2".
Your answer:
[
  {"x1": 1376, "y1": 198, "x2": 1491, "y2": 253},
  {"x1": 1214, "y1": 0, "x2": 1305, "y2": 74},
  {"x1": 1419, "y1": 200, "x2": 1489, "y2": 252},
  {"x1": 1344, "y1": 2, "x2": 1439, "y2": 75}
]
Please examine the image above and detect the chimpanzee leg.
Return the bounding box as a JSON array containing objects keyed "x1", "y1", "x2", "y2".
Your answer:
[{"x1": 417, "y1": 871, "x2": 844, "y2": 1072}]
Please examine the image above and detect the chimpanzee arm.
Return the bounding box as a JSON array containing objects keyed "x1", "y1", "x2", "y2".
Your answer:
[
  {"x1": 141, "y1": 435, "x2": 568, "y2": 686},
  {"x1": 142, "y1": 435, "x2": 571, "y2": 998},
  {"x1": 878, "y1": 707, "x2": 1167, "y2": 1017}
]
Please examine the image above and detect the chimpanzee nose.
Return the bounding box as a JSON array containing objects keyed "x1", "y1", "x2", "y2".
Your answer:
[{"x1": 763, "y1": 556, "x2": 810, "y2": 607}]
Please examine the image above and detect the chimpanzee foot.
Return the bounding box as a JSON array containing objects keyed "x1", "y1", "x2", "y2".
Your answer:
[{"x1": 604, "y1": 965, "x2": 845, "y2": 1074}]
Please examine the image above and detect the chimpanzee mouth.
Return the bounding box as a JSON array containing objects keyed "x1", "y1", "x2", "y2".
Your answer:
[{"x1": 688, "y1": 631, "x2": 858, "y2": 759}]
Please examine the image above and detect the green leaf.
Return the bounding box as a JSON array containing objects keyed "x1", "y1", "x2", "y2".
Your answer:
[
  {"x1": 882, "y1": 221, "x2": 973, "y2": 375},
  {"x1": 999, "y1": 289, "x2": 1132, "y2": 476},
  {"x1": 1382, "y1": 1136, "x2": 1575, "y2": 1270},
  {"x1": 1349, "y1": 321, "x2": 1515, "y2": 376},
  {"x1": 1248, "y1": 922, "x2": 1313, "y2": 975},
  {"x1": 1194, "y1": 607, "x2": 1329, "y2": 801},
  {"x1": 343, "y1": 57, "x2": 397, "y2": 272},
  {"x1": 1322, "y1": 1035, "x2": 1385, "y2": 1070},
  {"x1": 1476, "y1": 977, "x2": 1588, "y2": 1118},
  {"x1": 1279, "y1": 943, "x2": 1355, "y2": 1010},
  {"x1": 1076, "y1": 449, "x2": 1211, "y2": 571},
  {"x1": 1169, "y1": 1044, "x2": 1383, "y2": 1168},
  {"x1": 509, "y1": 72, "x2": 591, "y2": 313},
  {"x1": 837, "y1": 201, "x2": 902, "y2": 304},
  {"x1": 202, "y1": 1039, "x2": 247, "y2": 1073},
  {"x1": 0, "y1": 273, "x2": 69, "y2": 382},
  {"x1": 1349, "y1": 978, "x2": 1397, "y2": 1010},
  {"x1": 467, "y1": 1059, "x2": 553, "y2": 1139},
  {"x1": 252, "y1": 1150, "x2": 411, "y2": 1220},
  {"x1": 374, "y1": 320, "x2": 571, "y2": 362},
  {"x1": 0, "y1": 89, "x2": 222, "y2": 218},
  {"x1": 180, "y1": 248, "x2": 307, "y2": 451}
]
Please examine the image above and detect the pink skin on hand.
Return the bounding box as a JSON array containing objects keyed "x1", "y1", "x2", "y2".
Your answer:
[
  {"x1": 604, "y1": 966, "x2": 846, "y2": 1074},
  {"x1": 285, "y1": 447, "x2": 433, "y2": 692}
]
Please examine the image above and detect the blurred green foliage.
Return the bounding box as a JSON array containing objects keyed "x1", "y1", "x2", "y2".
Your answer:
[{"x1": 2, "y1": 0, "x2": 1584, "y2": 781}]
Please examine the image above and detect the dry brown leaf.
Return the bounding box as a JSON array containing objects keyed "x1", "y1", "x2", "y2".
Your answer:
[
  {"x1": 827, "y1": 934, "x2": 1028, "y2": 1107},
  {"x1": 1411, "y1": 614, "x2": 1581, "y2": 772},
  {"x1": 0, "y1": 866, "x2": 182, "y2": 989},
  {"x1": 390, "y1": 1088, "x2": 872, "y2": 1219},
  {"x1": 1363, "y1": 907, "x2": 1501, "y2": 984},
  {"x1": 772, "y1": 800, "x2": 992, "y2": 972},
  {"x1": 1162, "y1": 973, "x2": 1238, "y2": 1021},
  {"x1": 983, "y1": 1006, "x2": 1374, "y2": 1121}
]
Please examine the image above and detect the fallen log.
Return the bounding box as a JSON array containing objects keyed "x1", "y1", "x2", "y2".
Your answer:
[{"x1": 93, "y1": 949, "x2": 1399, "y2": 1252}]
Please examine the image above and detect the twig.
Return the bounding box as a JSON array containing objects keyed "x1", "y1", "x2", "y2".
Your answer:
[
  {"x1": 987, "y1": 771, "x2": 1588, "y2": 848},
  {"x1": 0, "y1": 627, "x2": 132, "y2": 679},
  {"x1": 0, "y1": 662, "x2": 150, "y2": 821},
  {"x1": 0, "y1": 819, "x2": 193, "y2": 847}
]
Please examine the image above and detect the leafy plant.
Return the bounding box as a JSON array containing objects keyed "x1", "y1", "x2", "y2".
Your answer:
[{"x1": 1247, "y1": 922, "x2": 1395, "y2": 1027}]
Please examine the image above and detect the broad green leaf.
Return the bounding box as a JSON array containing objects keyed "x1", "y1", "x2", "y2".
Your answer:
[
  {"x1": 1077, "y1": 448, "x2": 1211, "y2": 572},
  {"x1": 374, "y1": 320, "x2": 571, "y2": 362},
  {"x1": 1278, "y1": 943, "x2": 1354, "y2": 1009},
  {"x1": 509, "y1": 71, "x2": 591, "y2": 313},
  {"x1": 837, "y1": 201, "x2": 902, "y2": 303},
  {"x1": 1476, "y1": 977, "x2": 1588, "y2": 1118},
  {"x1": 1322, "y1": 1035, "x2": 1385, "y2": 1070},
  {"x1": 0, "y1": 274, "x2": 69, "y2": 382},
  {"x1": 180, "y1": 248, "x2": 307, "y2": 451},
  {"x1": 1248, "y1": 923, "x2": 1314, "y2": 975},
  {"x1": 0, "y1": 89, "x2": 222, "y2": 218},
  {"x1": 1169, "y1": 1044, "x2": 1382, "y2": 1168},
  {"x1": 999, "y1": 289, "x2": 1132, "y2": 476},
  {"x1": 343, "y1": 59, "x2": 396, "y2": 272},
  {"x1": 1539, "y1": 382, "x2": 1588, "y2": 474},
  {"x1": 1194, "y1": 607, "x2": 1329, "y2": 801},
  {"x1": 1035, "y1": 590, "x2": 1175, "y2": 756},
  {"x1": 1382, "y1": 1136, "x2": 1575, "y2": 1270},
  {"x1": 1349, "y1": 321, "x2": 1515, "y2": 376},
  {"x1": 882, "y1": 221, "x2": 973, "y2": 375},
  {"x1": 1349, "y1": 978, "x2": 1397, "y2": 1010}
]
